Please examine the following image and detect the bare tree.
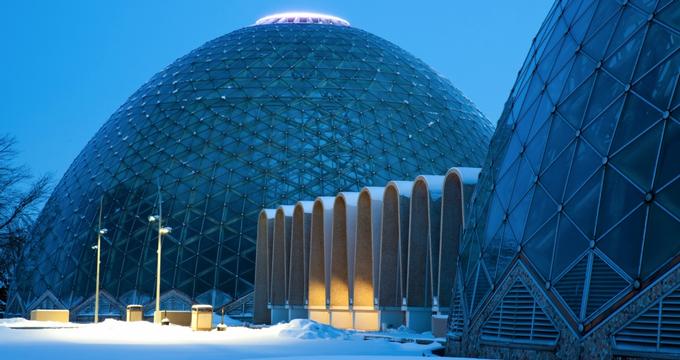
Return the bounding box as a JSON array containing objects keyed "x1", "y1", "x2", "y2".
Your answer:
[{"x1": 0, "y1": 135, "x2": 50, "y2": 313}]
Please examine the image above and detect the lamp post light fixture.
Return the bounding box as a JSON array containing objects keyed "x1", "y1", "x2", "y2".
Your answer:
[
  {"x1": 93, "y1": 197, "x2": 108, "y2": 323},
  {"x1": 149, "y1": 183, "x2": 172, "y2": 323}
]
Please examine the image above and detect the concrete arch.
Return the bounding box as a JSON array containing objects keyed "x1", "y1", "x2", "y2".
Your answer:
[
  {"x1": 406, "y1": 175, "x2": 444, "y2": 309},
  {"x1": 330, "y1": 192, "x2": 359, "y2": 329},
  {"x1": 353, "y1": 186, "x2": 390, "y2": 330},
  {"x1": 288, "y1": 200, "x2": 314, "y2": 319},
  {"x1": 354, "y1": 187, "x2": 384, "y2": 309},
  {"x1": 253, "y1": 209, "x2": 276, "y2": 324},
  {"x1": 308, "y1": 196, "x2": 335, "y2": 324},
  {"x1": 378, "y1": 181, "x2": 413, "y2": 310},
  {"x1": 405, "y1": 175, "x2": 444, "y2": 331},
  {"x1": 270, "y1": 205, "x2": 295, "y2": 323},
  {"x1": 437, "y1": 167, "x2": 480, "y2": 311}
]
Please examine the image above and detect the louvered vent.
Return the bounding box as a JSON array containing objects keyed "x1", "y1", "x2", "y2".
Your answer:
[
  {"x1": 449, "y1": 287, "x2": 465, "y2": 337},
  {"x1": 481, "y1": 280, "x2": 559, "y2": 346},
  {"x1": 586, "y1": 256, "x2": 629, "y2": 318},
  {"x1": 614, "y1": 286, "x2": 680, "y2": 356},
  {"x1": 554, "y1": 256, "x2": 587, "y2": 318}
]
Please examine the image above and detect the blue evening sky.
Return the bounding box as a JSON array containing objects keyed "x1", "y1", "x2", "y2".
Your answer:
[{"x1": 1, "y1": 0, "x2": 553, "y2": 181}]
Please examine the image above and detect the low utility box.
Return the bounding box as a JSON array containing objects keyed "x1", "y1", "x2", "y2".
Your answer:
[
  {"x1": 126, "y1": 305, "x2": 143, "y2": 322},
  {"x1": 154, "y1": 310, "x2": 192, "y2": 326},
  {"x1": 30, "y1": 309, "x2": 69, "y2": 323},
  {"x1": 431, "y1": 314, "x2": 448, "y2": 338},
  {"x1": 191, "y1": 305, "x2": 213, "y2": 331}
]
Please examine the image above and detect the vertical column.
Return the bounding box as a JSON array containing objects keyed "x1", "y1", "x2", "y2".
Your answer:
[
  {"x1": 353, "y1": 186, "x2": 385, "y2": 330},
  {"x1": 254, "y1": 209, "x2": 276, "y2": 324},
  {"x1": 307, "y1": 197, "x2": 335, "y2": 324},
  {"x1": 329, "y1": 192, "x2": 359, "y2": 329},
  {"x1": 270, "y1": 205, "x2": 294, "y2": 324},
  {"x1": 288, "y1": 201, "x2": 314, "y2": 320}
]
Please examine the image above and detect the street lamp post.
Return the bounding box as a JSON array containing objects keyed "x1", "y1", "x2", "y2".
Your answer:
[
  {"x1": 149, "y1": 183, "x2": 172, "y2": 323},
  {"x1": 93, "y1": 197, "x2": 108, "y2": 323}
]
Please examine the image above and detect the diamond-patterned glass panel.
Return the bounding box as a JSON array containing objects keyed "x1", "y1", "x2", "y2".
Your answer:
[{"x1": 458, "y1": 0, "x2": 680, "y2": 330}]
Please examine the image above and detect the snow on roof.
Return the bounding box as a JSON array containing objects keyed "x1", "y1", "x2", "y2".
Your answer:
[{"x1": 255, "y1": 12, "x2": 350, "y2": 27}]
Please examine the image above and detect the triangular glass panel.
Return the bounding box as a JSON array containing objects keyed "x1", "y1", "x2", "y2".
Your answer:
[
  {"x1": 551, "y1": 215, "x2": 589, "y2": 279},
  {"x1": 611, "y1": 122, "x2": 663, "y2": 190},
  {"x1": 525, "y1": 120, "x2": 550, "y2": 173},
  {"x1": 496, "y1": 158, "x2": 520, "y2": 210},
  {"x1": 546, "y1": 56, "x2": 573, "y2": 102},
  {"x1": 483, "y1": 194, "x2": 505, "y2": 244},
  {"x1": 508, "y1": 187, "x2": 534, "y2": 241},
  {"x1": 523, "y1": 185, "x2": 558, "y2": 242},
  {"x1": 633, "y1": 51, "x2": 680, "y2": 110},
  {"x1": 524, "y1": 216, "x2": 558, "y2": 280},
  {"x1": 472, "y1": 264, "x2": 492, "y2": 312},
  {"x1": 495, "y1": 224, "x2": 521, "y2": 283},
  {"x1": 568, "y1": 1, "x2": 597, "y2": 45},
  {"x1": 630, "y1": 0, "x2": 656, "y2": 12},
  {"x1": 605, "y1": 5, "x2": 647, "y2": 56},
  {"x1": 509, "y1": 157, "x2": 536, "y2": 210},
  {"x1": 641, "y1": 204, "x2": 680, "y2": 279},
  {"x1": 565, "y1": 170, "x2": 603, "y2": 239},
  {"x1": 541, "y1": 142, "x2": 575, "y2": 202},
  {"x1": 596, "y1": 167, "x2": 644, "y2": 237},
  {"x1": 597, "y1": 205, "x2": 646, "y2": 278},
  {"x1": 657, "y1": 175, "x2": 679, "y2": 217},
  {"x1": 656, "y1": 0, "x2": 680, "y2": 26},
  {"x1": 654, "y1": 119, "x2": 680, "y2": 189},
  {"x1": 583, "y1": 10, "x2": 621, "y2": 61},
  {"x1": 541, "y1": 115, "x2": 576, "y2": 170},
  {"x1": 565, "y1": 139, "x2": 601, "y2": 196},
  {"x1": 558, "y1": 75, "x2": 595, "y2": 129},
  {"x1": 585, "y1": 71, "x2": 624, "y2": 122},
  {"x1": 633, "y1": 23, "x2": 680, "y2": 81},
  {"x1": 482, "y1": 225, "x2": 504, "y2": 282},
  {"x1": 561, "y1": 54, "x2": 597, "y2": 102},
  {"x1": 582, "y1": 97, "x2": 624, "y2": 156},
  {"x1": 604, "y1": 28, "x2": 645, "y2": 84}
]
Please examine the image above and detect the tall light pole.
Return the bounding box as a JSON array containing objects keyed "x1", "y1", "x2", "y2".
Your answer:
[
  {"x1": 149, "y1": 182, "x2": 172, "y2": 322},
  {"x1": 93, "y1": 197, "x2": 108, "y2": 323}
]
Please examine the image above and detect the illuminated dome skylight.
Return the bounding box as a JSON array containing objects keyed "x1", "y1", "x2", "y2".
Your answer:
[{"x1": 255, "y1": 12, "x2": 350, "y2": 26}]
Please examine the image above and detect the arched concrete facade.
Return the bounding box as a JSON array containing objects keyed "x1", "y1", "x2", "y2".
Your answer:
[
  {"x1": 253, "y1": 168, "x2": 480, "y2": 331},
  {"x1": 437, "y1": 168, "x2": 480, "y2": 312},
  {"x1": 307, "y1": 196, "x2": 335, "y2": 324},
  {"x1": 253, "y1": 209, "x2": 276, "y2": 324},
  {"x1": 405, "y1": 175, "x2": 444, "y2": 331},
  {"x1": 378, "y1": 181, "x2": 413, "y2": 312},
  {"x1": 270, "y1": 205, "x2": 295, "y2": 323},
  {"x1": 353, "y1": 186, "x2": 385, "y2": 330},
  {"x1": 375, "y1": 181, "x2": 414, "y2": 330},
  {"x1": 329, "y1": 192, "x2": 359, "y2": 329},
  {"x1": 287, "y1": 201, "x2": 314, "y2": 320},
  {"x1": 354, "y1": 187, "x2": 384, "y2": 308}
]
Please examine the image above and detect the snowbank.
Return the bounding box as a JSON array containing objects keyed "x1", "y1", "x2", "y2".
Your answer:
[
  {"x1": 275, "y1": 319, "x2": 350, "y2": 340},
  {"x1": 0, "y1": 318, "x2": 454, "y2": 359}
]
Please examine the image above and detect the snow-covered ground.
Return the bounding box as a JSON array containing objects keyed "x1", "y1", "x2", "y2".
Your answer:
[{"x1": 0, "y1": 318, "x2": 466, "y2": 360}]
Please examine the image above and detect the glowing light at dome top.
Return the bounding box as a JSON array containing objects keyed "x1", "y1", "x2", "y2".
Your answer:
[{"x1": 255, "y1": 12, "x2": 350, "y2": 27}]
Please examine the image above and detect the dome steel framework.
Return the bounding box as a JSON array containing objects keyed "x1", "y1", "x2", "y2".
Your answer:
[
  {"x1": 451, "y1": 0, "x2": 680, "y2": 358},
  {"x1": 8, "y1": 18, "x2": 493, "y2": 317}
]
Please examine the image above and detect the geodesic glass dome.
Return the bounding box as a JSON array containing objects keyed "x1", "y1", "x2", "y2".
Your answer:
[
  {"x1": 8, "y1": 13, "x2": 493, "y2": 316},
  {"x1": 453, "y1": 0, "x2": 680, "y2": 357}
]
